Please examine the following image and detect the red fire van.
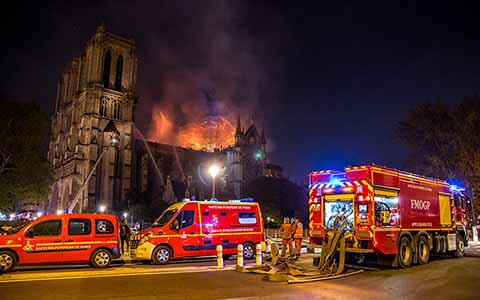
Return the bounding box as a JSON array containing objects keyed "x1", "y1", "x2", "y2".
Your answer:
[
  {"x1": 0, "y1": 213, "x2": 120, "y2": 272},
  {"x1": 129, "y1": 200, "x2": 264, "y2": 264}
]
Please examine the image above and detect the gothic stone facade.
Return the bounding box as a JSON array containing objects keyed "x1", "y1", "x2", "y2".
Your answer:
[
  {"x1": 47, "y1": 26, "x2": 269, "y2": 214},
  {"x1": 48, "y1": 24, "x2": 137, "y2": 213}
]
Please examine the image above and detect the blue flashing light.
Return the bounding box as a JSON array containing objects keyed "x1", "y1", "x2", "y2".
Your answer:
[
  {"x1": 330, "y1": 178, "x2": 344, "y2": 187},
  {"x1": 449, "y1": 184, "x2": 465, "y2": 192},
  {"x1": 239, "y1": 198, "x2": 254, "y2": 202},
  {"x1": 328, "y1": 174, "x2": 347, "y2": 187}
]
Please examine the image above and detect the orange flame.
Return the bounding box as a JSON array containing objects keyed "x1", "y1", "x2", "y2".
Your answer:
[
  {"x1": 149, "y1": 107, "x2": 176, "y2": 144},
  {"x1": 148, "y1": 104, "x2": 236, "y2": 151},
  {"x1": 177, "y1": 116, "x2": 235, "y2": 151}
]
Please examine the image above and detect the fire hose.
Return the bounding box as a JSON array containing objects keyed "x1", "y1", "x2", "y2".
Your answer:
[
  {"x1": 237, "y1": 214, "x2": 366, "y2": 283},
  {"x1": 318, "y1": 214, "x2": 348, "y2": 275}
]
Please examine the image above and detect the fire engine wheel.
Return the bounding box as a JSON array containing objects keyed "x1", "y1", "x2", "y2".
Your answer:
[
  {"x1": 417, "y1": 236, "x2": 430, "y2": 265},
  {"x1": 0, "y1": 251, "x2": 16, "y2": 272},
  {"x1": 152, "y1": 246, "x2": 172, "y2": 264},
  {"x1": 90, "y1": 249, "x2": 112, "y2": 268},
  {"x1": 398, "y1": 237, "x2": 413, "y2": 268},
  {"x1": 243, "y1": 243, "x2": 255, "y2": 260},
  {"x1": 452, "y1": 234, "x2": 465, "y2": 258}
]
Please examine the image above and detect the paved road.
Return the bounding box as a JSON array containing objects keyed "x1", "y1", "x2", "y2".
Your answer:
[{"x1": 0, "y1": 256, "x2": 479, "y2": 300}]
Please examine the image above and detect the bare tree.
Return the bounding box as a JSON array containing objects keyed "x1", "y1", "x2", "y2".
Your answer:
[{"x1": 398, "y1": 96, "x2": 480, "y2": 214}]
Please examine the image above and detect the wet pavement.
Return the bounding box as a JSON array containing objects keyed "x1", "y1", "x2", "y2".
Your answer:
[
  {"x1": 465, "y1": 241, "x2": 480, "y2": 257},
  {"x1": 1, "y1": 253, "x2": 479, "y2": 300}
]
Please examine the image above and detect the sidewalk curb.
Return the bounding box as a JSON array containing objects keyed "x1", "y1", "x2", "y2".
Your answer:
[{"x1": 465, "y1": 253, "x2": 480, "y2": 258}]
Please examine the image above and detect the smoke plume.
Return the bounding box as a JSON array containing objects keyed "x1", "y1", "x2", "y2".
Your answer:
[{"x1": 133, "y1": 1, "x2": 288, "y2": 149}]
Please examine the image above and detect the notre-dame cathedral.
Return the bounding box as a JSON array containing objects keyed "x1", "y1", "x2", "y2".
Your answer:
[{"x1": 47, "y1": 25, "x2": 280, "y2": 216}]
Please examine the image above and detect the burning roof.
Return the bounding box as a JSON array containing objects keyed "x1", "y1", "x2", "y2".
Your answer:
[{"x1": 177, "y1": 115, "x2": 235, "y2": 152}]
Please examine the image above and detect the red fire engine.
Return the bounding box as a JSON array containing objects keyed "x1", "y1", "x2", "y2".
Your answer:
[
  {"x1": 129, "y1": 199, "x2": 264, "y2": 264},
  {"x1": 308, "y1": 164, "x2": 470, "y2": 268}
]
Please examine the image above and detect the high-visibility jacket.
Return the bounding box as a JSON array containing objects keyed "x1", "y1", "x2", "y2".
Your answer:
[
  {"x1": 280, "y1": 223, "x2": 292, "y2": 239},
  {"x1": 293, "y1": 222, "x2": 303, "y2": 239}
]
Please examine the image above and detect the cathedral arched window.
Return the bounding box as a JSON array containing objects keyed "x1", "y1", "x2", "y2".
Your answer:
[
  {"x1": 100, "y1": 96, "x2": 122, "y2": 120},
  {"x1": 114, "y1": 55, "x2": 123, "y2": 91},
  {"x1": 102, "y1": 50, "x2": 112, "y2": 88},
  {"x1": 113, "y1": 100, "x2": 122, "y2": 120}
]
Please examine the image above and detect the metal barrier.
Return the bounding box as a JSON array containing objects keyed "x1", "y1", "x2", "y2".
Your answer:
[
  {"x1": 237, "y1": 244, "x2": 244, "y2": 267},
  {"x1": 216, "y1": 245, "x2": 224, "y2": 268},
  {"x1": 256, "y1": 244, "x2": 262, "y2": 265}
]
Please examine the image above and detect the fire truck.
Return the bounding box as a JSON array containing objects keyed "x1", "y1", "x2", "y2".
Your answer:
[
  {"x1": 130, "y1": 199, "x2": 263, "y2": 264},
  {"x1": 308, "y1": 164, "x2": 471, "y2": 268}
]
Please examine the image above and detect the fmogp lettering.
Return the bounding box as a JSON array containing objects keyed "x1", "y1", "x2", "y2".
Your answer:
[{"x1": 410, "y1": 199, "x2": 431, "y2": 210}]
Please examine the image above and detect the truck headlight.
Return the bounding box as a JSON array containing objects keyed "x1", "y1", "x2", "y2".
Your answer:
[{"x1": 139, "y1": 232, "x2": 153, "y2": 244}]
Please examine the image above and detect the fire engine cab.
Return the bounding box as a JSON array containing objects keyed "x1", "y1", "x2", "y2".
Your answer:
[
  {"x1": 130, "y1": 199, "x2": 264, "y2": 264},
  {"x1": 309, "y1": 165, "x2": 471, "y2": 268}
]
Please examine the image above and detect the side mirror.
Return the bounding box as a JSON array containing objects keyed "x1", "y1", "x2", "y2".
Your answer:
[
  {"x1": 170, "y1": 219, "x2": 180, "y2": 231},
  {"x1": 25, "y1": 229, "x2": 33, "y2": 238}
]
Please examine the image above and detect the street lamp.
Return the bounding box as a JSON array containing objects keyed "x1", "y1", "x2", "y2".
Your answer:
[
  {"x1": 123, "y1": 212, "x2": 128, "y2": 219},
  {"x1": 208, "y1": 164, "x2": 220, "y2": 199},
  {"x1": 99, "y1": 205, "x2": 106, "y2": 213},
  {"x1": 111, "y1": 132, "x2": 120, "y2": 146}
]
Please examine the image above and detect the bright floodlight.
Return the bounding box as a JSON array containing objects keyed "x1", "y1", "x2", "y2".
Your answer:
[
  {"x1": 37, "y1": 212, "x2": 43, "y2": 218},
  {"x1": 99, "y1": 205, "x2": 106, "y2": 213},
  {"x1": 209, "y1": 165, "x2": 220, "y2": 179},
  {"x1": 123, "y1": 212, "x2": 128, "y2": 218},
  {"x1": 9, "y1": 213, "x2": 15, "y2": 220},
  {"x1": 56, "y1": 210, "x2": 63, "y2": 215},
  {"x1": 111, "y1": 133, "x2": 120, "y2": 146}
]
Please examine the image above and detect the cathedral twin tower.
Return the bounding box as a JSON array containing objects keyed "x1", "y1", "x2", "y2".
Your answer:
[{"x1": 48, "y1": 24, "x2": 137, "y2": 213}]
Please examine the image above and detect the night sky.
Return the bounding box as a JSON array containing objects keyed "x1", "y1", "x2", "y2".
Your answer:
[{"x1": 2, "y1": 1, "x2": 479, "y2": 180}]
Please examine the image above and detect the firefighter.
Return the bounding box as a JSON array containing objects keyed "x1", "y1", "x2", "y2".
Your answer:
[
  {"x1": 291, "y1": 218, "x2": 303, "y2": 259},
  {"x1": 280, "y1": 217, "x2": 293, "y2": 257},
  {"x1": 120, "y1": 219, "x2": 131, "y2": 254}
]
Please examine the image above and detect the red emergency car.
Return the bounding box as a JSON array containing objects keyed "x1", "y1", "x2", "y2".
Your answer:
[
  {"x1": 0, "y1": 213, "x2": 120, "y2": 272},
  {"x1": 130, "y1": 200, "x2": 264, "y2": 264}
]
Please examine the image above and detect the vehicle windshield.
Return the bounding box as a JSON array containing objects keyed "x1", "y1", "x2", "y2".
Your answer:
[
  {"x1": 152, "y1": 209, "x2": 178, "y2": 227},
  {"x1": 1, "y1": 221, "x2": 30, "y2": 235}
]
